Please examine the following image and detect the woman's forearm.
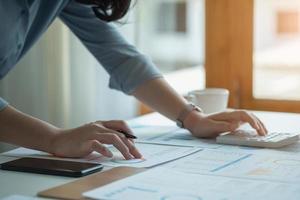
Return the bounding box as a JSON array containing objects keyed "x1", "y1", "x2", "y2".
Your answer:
[
  {"x1": 0, "y1": 106, "x2": 143, "y2": 159},
  {"x1": 132, "y1": 77, "x2": 267, "y2": 137},
  {"x1": 0, "y1": 106, "x2": 59, "y2": 153},
  {"x1": 132, "y1": 78, "x2": 189, "y2": 121}
]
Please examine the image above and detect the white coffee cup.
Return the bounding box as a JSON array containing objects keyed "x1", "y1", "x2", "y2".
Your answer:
[{"x1": 186, "y1": 88, "x2": 229, "y2": 114}]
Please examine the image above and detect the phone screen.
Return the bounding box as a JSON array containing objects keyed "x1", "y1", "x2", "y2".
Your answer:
[{"x1": 0, "y1": 157, "x2": 103, "y2": 177}]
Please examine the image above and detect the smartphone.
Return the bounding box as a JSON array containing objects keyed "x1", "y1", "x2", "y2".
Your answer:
[{"x1": 0, "y1": 157, "x2": 103, "y2": 177}]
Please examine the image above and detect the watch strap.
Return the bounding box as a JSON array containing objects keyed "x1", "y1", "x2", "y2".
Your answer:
[{"x1": 175, "y1": 103, "x2": 203, "y2": 128}]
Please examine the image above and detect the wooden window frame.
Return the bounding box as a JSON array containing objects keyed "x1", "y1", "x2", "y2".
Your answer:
[{"x1": 205, "y1": 0, "x2": 300, "y2": 113}]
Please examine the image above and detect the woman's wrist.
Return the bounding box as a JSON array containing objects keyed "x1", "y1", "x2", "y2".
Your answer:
[
  {"x1": 45, "y1": 127, "x2": 63, "y2": 155},
  {"x1": 183, "y1": 110, "x2": 206, "y2": 133}
]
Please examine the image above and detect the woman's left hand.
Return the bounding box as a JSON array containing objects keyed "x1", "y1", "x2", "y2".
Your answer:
[{"x1": 184, "y1": 110, "x2": 268, "y2": 138}]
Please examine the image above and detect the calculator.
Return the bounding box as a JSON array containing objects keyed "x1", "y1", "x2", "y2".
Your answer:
[{"x1": 216, "y1": 130, "x2": 299, "y2": 148}]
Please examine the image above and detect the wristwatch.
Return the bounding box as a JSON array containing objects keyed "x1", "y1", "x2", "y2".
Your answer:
[{"x1": 175, "y1": 103, "x2": 203, "y2": 128}]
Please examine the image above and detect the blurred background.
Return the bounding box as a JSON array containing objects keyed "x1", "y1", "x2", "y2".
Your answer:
[{"x1": 1, "y1": 0, "x2": 300, "y2": 150}]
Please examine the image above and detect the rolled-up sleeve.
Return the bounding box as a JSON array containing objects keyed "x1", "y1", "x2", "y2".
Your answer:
[
  {"x1": 59, "y1": 1, "x2": 163, "y2": 94},
  {"x1": 0, "y1": 97, "x2": 9, "y2": 111}
]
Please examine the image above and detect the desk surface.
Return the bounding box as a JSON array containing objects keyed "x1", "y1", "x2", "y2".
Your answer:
[{"x1": 1, "y1": 111, "x2": 300, "y2": 198}]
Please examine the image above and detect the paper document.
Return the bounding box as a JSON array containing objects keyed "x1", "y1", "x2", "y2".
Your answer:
[
  {"x1": 84, "y1": 167, "x2": 300, "y2": 200},
  {"x1": 2, "y1": 144, "x2": 201, "y2": 168},
  {"x1": 164, "y1": 149, "x2": 252, "y2": 174},
  {"x1": 164, "y1": 148, "x2": 300, "y2": 183},
  {"x1": 211, "y1": 152, "x2": 300, "y2": 183},
  {"x1": 104, "y1": 144, "x2": 201, "y2": 168},
  {"x1": 138, "y1": 128, "x2": 221, "y2": 149}
]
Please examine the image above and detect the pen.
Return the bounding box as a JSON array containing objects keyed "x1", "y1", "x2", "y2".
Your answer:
[{"x1": 117, "y1": 130, "x2": 137, "y2": 139}]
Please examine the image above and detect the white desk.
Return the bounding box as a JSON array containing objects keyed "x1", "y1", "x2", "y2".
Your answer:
[{"x1": 1, "y1": 111, "x2": 300, "y2": 198}]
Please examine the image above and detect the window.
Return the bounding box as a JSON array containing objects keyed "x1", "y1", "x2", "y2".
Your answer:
[
  {"x1": 157, "y1": 1, "x2": 187, "y2": 33},
  {"x1": 135, "y1": 0, "x2": 205, "y2": 114},
  {"x1": 253, "y1": 0, "x2": 300, "y2": 101},
  {"x1": 205, "y1": 0, "x2": 300, "y2": 113},
  {"x1": 135, "y1": 0, "x2": 205, "y2": 73},
  {"x1": 277, "y1": 11, "x2": 299, "y2": 34}
]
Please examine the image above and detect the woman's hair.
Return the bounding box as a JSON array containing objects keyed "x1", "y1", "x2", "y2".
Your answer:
[{"x1": 76, "y1": 0, "x2": 132, "y2": 22}]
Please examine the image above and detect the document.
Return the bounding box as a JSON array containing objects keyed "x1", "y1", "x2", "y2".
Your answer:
[
  {"x1": 2, "y1": 144, "x2": 201, "y2": 168},
  {"x1": 104, "y1": 144, "x2": 201, "y2": 168},
  {"x1": 163, "y1": 149, "x2": 252, "y2": 174},
  {"x1": 83, "y1": 167, "x2": 300, "y2": 200},
  {"x1": 211, "y1": 152, "x2": 300, "y2": 183},
  {"x1": 163, "y1": 148, "x2": 300, "y2": 183},
  {"x1": 138, "y1": 128, "x2": 221, "y2": 149}
]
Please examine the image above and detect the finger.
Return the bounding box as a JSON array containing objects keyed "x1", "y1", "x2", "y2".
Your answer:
[
  {"x1": 238, "y1": 111, "x2": 261, "y2": 132},
  {"x1": 252, "y1": 114, "x2": 268, "y2": 134},
  {"x1": 252, "y1": 114, "x2": 268, "y2": 135},
  {"x1": 96, "y1": 126, "x2": 140, "y2": 157},
  {"x1": 102, "y1": 120, "x2": 135, "y2": 135},
  {"x1": 90, "y1": 140, "x2": 113, "y2": 158},
  {"x1": 91, "y1": 125, "x2": 142, "y2": 159},
  {"x1": 249, "y1": 114, "x2": 264, "y2": 136},
  {"x1": 104, "y1": 129, "x2": 142, "y2": 158},
  {"x1": 101, "y1": 121, "x2": 136, "y2": 143},
  {"x1": 102, "y1": 120, "x2": 134, "y2": 133},
  {"x1": 120, "y1": 138, "x2": 142, "y2": 159},
  {"x1": 97, "y1": 133, "x2": 133, "y2": 160},
  {"x1": 78, "y1": 140, "x2": 111, "y2": 158}
]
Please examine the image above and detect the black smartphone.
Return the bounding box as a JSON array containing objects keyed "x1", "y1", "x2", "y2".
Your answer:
[{"x1": 0, "y1": 157, "x2": 103, "y2": 177}]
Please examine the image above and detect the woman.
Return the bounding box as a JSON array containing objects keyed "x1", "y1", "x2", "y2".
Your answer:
[{"x1": 0, "y1": 0, "x2": 267, "y2": 160}]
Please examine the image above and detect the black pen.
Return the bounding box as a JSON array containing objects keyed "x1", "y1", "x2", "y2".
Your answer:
[{"x1": 118, "y1": 130, "x2": 137, "y2": 139}]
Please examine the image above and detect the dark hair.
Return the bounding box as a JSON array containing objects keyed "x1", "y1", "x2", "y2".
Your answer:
[{"x1": 76, "y1": 0, "x2": 132, "y2": 22}]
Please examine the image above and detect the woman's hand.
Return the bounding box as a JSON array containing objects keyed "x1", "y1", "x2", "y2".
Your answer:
[
  {"x1": 184, "y1": 110, "x2": 268, "y2": 138},
  {"x1": 50, "y1": 120, "x2": 142, "y2": 160}
]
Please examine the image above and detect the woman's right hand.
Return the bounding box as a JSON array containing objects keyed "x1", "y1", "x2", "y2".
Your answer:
[{"x1": 50, "y1": 120, "x2": 142, "y2": 160}]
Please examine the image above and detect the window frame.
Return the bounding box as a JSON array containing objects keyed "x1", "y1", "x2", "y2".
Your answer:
[{"x1": 205, "y1": 0, "x2": 300, "y2": 113}]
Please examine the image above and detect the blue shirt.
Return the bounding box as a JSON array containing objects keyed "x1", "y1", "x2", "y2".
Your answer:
[{"x1": 0, "y1": 0, "x2": 162, "y2": 111}]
